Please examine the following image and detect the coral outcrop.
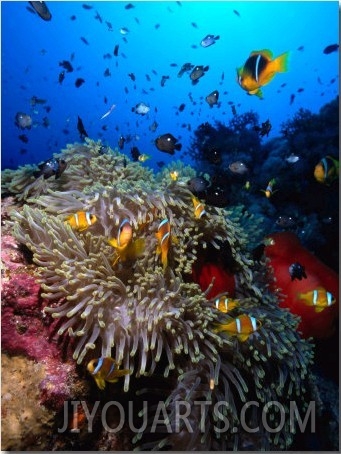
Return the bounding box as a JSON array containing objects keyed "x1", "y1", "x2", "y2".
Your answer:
[{"x1": 2, "y1": 139, "x2": 315, "y2": 450}]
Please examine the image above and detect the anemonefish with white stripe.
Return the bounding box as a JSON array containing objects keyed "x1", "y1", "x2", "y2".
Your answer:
[
  {"x1": 213, "y1": 294, "x2": 239, "y2": 313},
  {"x1": 297, "y1": 287, "x2": 336, "y2": 313},
  {"x1": 65, "y1": 211, "x2": 97, "y2": 231},
  {"x1": 192, "y1": 196, "x2": 206, "y2": 219},
  {"x1": 108, "y1": 218, "x2": 145, "y2": 264},
  {"x1": 237, "y1": 49, "x2": 290, "y2": 98},
  {"x1": 155, "y1": 218, "x2": 171, "y2": 270},
  {"x1": 87, "y1": 357, "x2": 130, "y2": 390},
  {"x1": 213, "y1": 314, "x2": 262, "y2": 342}
]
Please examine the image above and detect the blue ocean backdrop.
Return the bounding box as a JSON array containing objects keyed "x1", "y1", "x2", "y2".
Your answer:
[{"x1": 1, "y1": 1, "x2": 339, "y2": 172}]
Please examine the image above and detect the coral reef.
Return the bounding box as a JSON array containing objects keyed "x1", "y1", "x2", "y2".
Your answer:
[{"x1": 2, "y1": 139, "x2": 317, "y2": 450}]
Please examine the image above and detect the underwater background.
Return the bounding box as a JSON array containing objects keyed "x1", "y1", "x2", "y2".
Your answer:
[{"x1": 1, "y1": 0, "x2": 339, "y2": 451}]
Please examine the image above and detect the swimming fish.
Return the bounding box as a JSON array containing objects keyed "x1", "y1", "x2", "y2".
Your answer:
[
  {"x1": 77, "y1": 115, "x2": 88, "y2": 139},
  {"x1": 297, "y1": 287, "x2": 336, "y2": 313},
  {"x1": 285, "y1": 153, "x2": 300, "y2": 164},
  {"x1": 87, "y1": 357, "x2": 130, "y2": 390},
  {"x1": 15, "y1": 112, "x2": 32, "y2": 130},
  {"x1": 65, "y1": 211, "x2": 97, "y2": 232},
  {"x1": 237, "y1": 49, "x2": 290, "y2": 98},
  {"x1": 29, "y1": 1, "x2": 52, "y2": 20},
  {"x1": 323, "y1": 44, "x2": 339, "y2": 54},
  {"x1": 192, "y1": 196, "x2": 206, "y2": 219},
  {"x1": 100, "y1": 104, "x2": 116, "y2": 120},
  {"x1": 33, "y1": 157, "x2": 67, "y2": 180},
  {"x1": 205, "y1": 90, "x2": 219, "y2": 107},
  {"x1": 177, "y1": 63, "x2": 194, "y2": 78},
  {"x1": 138, "y1": 153, "x2": 150, "y2": 162},
  {"x1": 108, "y1": 218, "x2": 145, "y2": 264},
  {"x1": 313, "y1": 155, "x2": 339, "y2": 185},
  {"x1": 169, "y1": 170, "x2": 179, "y2": 181},
  {"x1": 213, "y1": 294, "x2": 239, "y2": 313},
  {"x1": 261, "y1": 178, "x2": 277, "y2": 198},
  {"x1": 132, "y1": 102, "x2": 150, "y2": 115},
  {"x1": 155, "y1": 133, "x2": 182, "y2": 155},
  {"x1": 190, "y1": 65, "x2": 209, "y2": 84},
  {"x1": 288, "y1": 262, "x2": 307, "y2": 281},
  {"x1": 200, "y1": 34, "x2": 220, "y2": 48},
  {"x1": 155, "y1": 219, "x2": 171, "y2": 270},
  {"x1": 254, "y1": 119, "x2": 272, "y2": 137},
  {"x1": 228, "y1": 161, "x2": 249, "y2": 175},
  {"x1": 213, "y1": 314, "x2": 262, "y2": 342}
]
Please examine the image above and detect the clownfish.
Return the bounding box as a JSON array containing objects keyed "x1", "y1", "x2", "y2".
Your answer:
[
  {"x1": 155, "y1": 218, "x2": 171, "y2": 270},
  {"x1": 313, "y1": 155, "x2": 339, "y2": 185},
  {"x1": 297, "y1": 287, "x2": 336, "y2": 313},
  {"x1": 213, "y1": 294, "x2": 239, "y2": 313},
  {"x1": 213, "y1": 314, "x2": 262, "y2": 342},
  {"x1": 87, "y1": 357, "x2": 130, "y2": 390},
  {"x1": 170, "y1": 170, "x2": 179, "y2": 181},
  {"x1": 65, "y1": 211, "x2": 97, "y2": 231},
  {"x1": 192, "y1": 196, "x2": 206, "y2": 219},
  {"x1": 237, "y1": 49, "x2": 290, "y2": 98},
  {"x1": 261, "y1": 178, "x2": 277, "y2": 198},
  {"x1": 108, "y1": 218, "x2": 145, "y2": 264}
]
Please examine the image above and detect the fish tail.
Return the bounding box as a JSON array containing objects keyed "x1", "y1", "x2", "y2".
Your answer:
[{"x1": 273, "y1": 51, "x2": 290, "y2": 73}]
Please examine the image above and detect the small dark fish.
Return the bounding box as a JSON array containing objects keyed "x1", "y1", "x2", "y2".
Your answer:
[
  {"x1": 289, "y1": 94, "x2": 295, "y2": 105},
  {"x1": 59, "y1": 60, "x2": 73, "y2": 72},
  {"x1": 18, "y1": 134, "x2": 29, "y2": 143},
  {"x1": 125, "y1": 3, "x2": 134, "y2": 9},
  {"x1": 58, "y1": 71, "x2": 65, "y2": 84},
  {"x1": 149, "y1": 121, "x2": 158, "y2": 132},
  {"x1": 157, "y1": 161, "x2": 165, "y2": 168},
  {"x1": 152, "y1": 69, "x2": 158, "y2": 76},
  {"x1": 231, "y1": 105, "x2": 237, "y2": 116},
  {"x1": 178, "y1": 103, "x2": 186, "y2": 112},
  {"x1": 104, "y1": 68, "x2": 111, "y2": 77},
  {"x1": 113, "y1": 44, "x2": 119, "y2": 56},
  {"x1": 155, "y1": 23, "x2": 160, "y2": 29},
  {"x1": 191, "y1": 22, "x2": 198, "y2": 28},
  {"x1": 42, "y1": 116, "x2": 50, "y2": 128},
  {"x1": 145, "y1": 74, "x2": 151, "y2": 81},
  {"x1": 30, "y1": 96, "x2": 47, "y2": 106},
  {"x1": 118, "y1": 136, "x2": 126, "y2": 149},
  {"x1": 103, "y1": 53, "x2": 112, "y2": 59},
  {"x1": 275, "y1": 215, "x2": 297, "y2": 229},
  {"x1": 177, "y1": 62, "x2": 194, "y2": 78},
  {"x1": 33, "y1": 158, "x2": 67, "y2": 180},
  {"x1": 70, "y1": 15, "x2": 76, "y2": 20},
  {"x1": 75, "y1": 78, "x2": 85, "y2": 87},
  {"x1": 106, "y1": 21, "x2": 113, "y2": 31},
  {"x1": 289, "y1": 262, "x2": 307, "y2": 281},
  {"x1": 128, "y1": 73, "x2": 136, "y2": 81},
  {"x1": 205, "y1": 90, "x2": 219, "y2": 107},
  {"x1": 190, "y1": 65, "x2": 209, "y2": 84},
  {"x1": 80, "y1": 36, "x2": 89, "y2": 45},
  {"x1": 200, "y1": 34, "x2": 219, "y2": 48},
  {"x1": 94, "y1": 11, "x2": 102, "y2": 23},
  {"x1": 124, "y1": 87, "x2": 129, "y2": 94},
  {"x1": 233, "y1": 9, "x2": 240, "y2": 17},
  {"x1": 131, "y1": 146, "x2": 141, "y2": 162},
  {"x1": 155, "y1": 133, "x2": 182, "y2": 155},
  {"x1": 323, "y1": 44, "x2": 339, "y2": 54},
  {"x1": 82, "y1": 4, "x2": 93, "y2": 9},
  {"x1": 77, "y1": 115, "x2": 88, "y2": 139},
  {"x1": 253, "y1": 119, "x2": 272, "y2": 137},
  {"x1": 297, "y1": 45, "x2": 304, "y2": 51},
  {"x1": 15, "y1": 112, "x2": 32, "y2": 129},
  {"x1": 187, "y1": 176, "x2": 209, "y2": 194},
  {"x1": 29, "y1": 1, "x2": 52, "y2": 21},
  {"x1": 297, "y1": 87, "x2": 304, "y2": 93},
  {"x1": 161, "y1": 75, "x2": 169, "y2": 87}
]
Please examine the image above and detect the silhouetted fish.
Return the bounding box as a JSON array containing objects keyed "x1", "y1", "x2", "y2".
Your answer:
[{"x1": 29, "y1": 1, "x2": 52, "y2": 20}]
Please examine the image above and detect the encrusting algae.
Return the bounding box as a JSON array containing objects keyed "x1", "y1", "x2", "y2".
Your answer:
[{"x1": 3, "y1": 139, "x2": 314, "y2": 450}]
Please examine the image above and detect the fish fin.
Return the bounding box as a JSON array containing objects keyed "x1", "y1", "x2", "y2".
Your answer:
[
  {"x1": 215, "y1": 35, "x2": 220, "y2": 40},
  {"x1": 248, "y1": 88, "x2": 263, "y2": 98},
  {"x1": 175, "y1": 143, "x2": 182, "y2": 151},
  {"x1": 204, "y1": 65, "x2": 209, "y2": 71},
  {"x1": 108, "y1": 238, "x2": 119, "y2": 248},
  {"x1": 238, "y1": 334, "x2": 250, "y2": 342},
  {"x1": 271, "y1": 51, "x2": 290, "y2": 73},
  {"x1": 250, "y1": 49, "x2": 273, "y2": 60},
  {"x1": 315, "y1": 306, "x2": 325, "y2": 313},
  {"x1": 94, "y1": 377, "x2": 106, "y2": 390},
  {"x1": 131, "y1": 238, "x2": 146, "y2": 258}
]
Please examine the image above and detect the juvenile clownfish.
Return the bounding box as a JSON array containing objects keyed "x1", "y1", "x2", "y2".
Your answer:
[
  {"x1": 261, "y1": 178, "x2": 277, "y2": 198},
  {"x1": 237, "y1": 49, "x2": 290, "y2": 98},
  {"x1": 138, "y1": 153, "x2": 150, "y2": 162},
  {"x1": 213, "y1": 314, "x2": 261, "y2": 342},
  {"x1": 108, "y1": 218, "x2": 145, "y2": 264},
  {"x1": 65, "y1": 211, "x2": 97, "y2": 231},
  {"x1": 213, "y1": 294, "x2": 239, "y2": 313},
  {"x1": 155, "y1": 218, "x2": 171, "y2": 270},
  {"x1": 170, "y1": 170, "x2": 179, "y2": 181},
  {"x1": 297, "y1": 287, "x2": 336, "y2": 313},
  {"x1": 192, "y1": 196, "x2": 206, "y2": 219},
  {"x1": 313, "y1": 155, "x2": 339, "y2": 185},
  {"x1": 87, "y1": 357, "x2": 130, "y2": 390}
]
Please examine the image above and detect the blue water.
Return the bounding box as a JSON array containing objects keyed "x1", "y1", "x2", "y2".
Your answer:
[{"x1": 1, "y1": 1, "x2": 338, "y2": 171}]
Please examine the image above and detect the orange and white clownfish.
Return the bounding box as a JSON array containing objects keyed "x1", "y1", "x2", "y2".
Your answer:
[
  {"x1": 213, "y1": 314, "x2": 262, "y2": 342},
  {"x1": 155, "y1": 218, "x2": 171, "y2": 270},
  {"x1": 108, "y1": 218, "x2": 145, "y2": 264},
  {"x1": 87, "y1": 357, "x2": 130, "y2": 390},
  {"x1": 261, "y1": 178, "x2": 277, "y2": 198},
  {"x1": 237, "y1": 49, "x2": 290, "y2": 98},
  {"x1": 192, "y1": 196, "x2": 206, "y2": 219},
  {"x1": 65, "y1": 211, "x2": 97, "y2": 231},
  {"x1": 213, "y1": 294, "x2": 239, "y2": 313},
  {"x1": 297, "y1": 287, "x2": 336, "y2": 313},
  {"x1": 313, "y1": 155, "x2": 339, "y2": 185}
]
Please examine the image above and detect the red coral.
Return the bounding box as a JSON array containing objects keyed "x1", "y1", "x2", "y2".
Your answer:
[{"x1": 264, "y1": 232, "x2": 339, "y2": 339}]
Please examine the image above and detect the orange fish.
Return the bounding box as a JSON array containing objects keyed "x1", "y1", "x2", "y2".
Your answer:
[
  {"x1": 155, "y1": 218, "x2": 171, "y2": 270},
  {"x1": 261, "y1": 178, "x2": 277, "y2": 198},
  {"x1": 214, "y1": 294, "x2": 239, "y2": 313},
  {"x1": 297, "y1": 287, "x2": 336, "y2": 313},
  {"x1": 108, "y1": 218, "x2": 145, "y2": 264},
  {"x1": 213, "y1": 314, "x2": 261, "y2": 342},
  {"x1": 192, "y1": 196, "x2": 206, "y2": 219},
  {"x1": 87, "y1": 357, "x2": 130, "y2": 390},
  {"x1": 65, "y1": 211, "x2": 97, "y2": 231}
]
